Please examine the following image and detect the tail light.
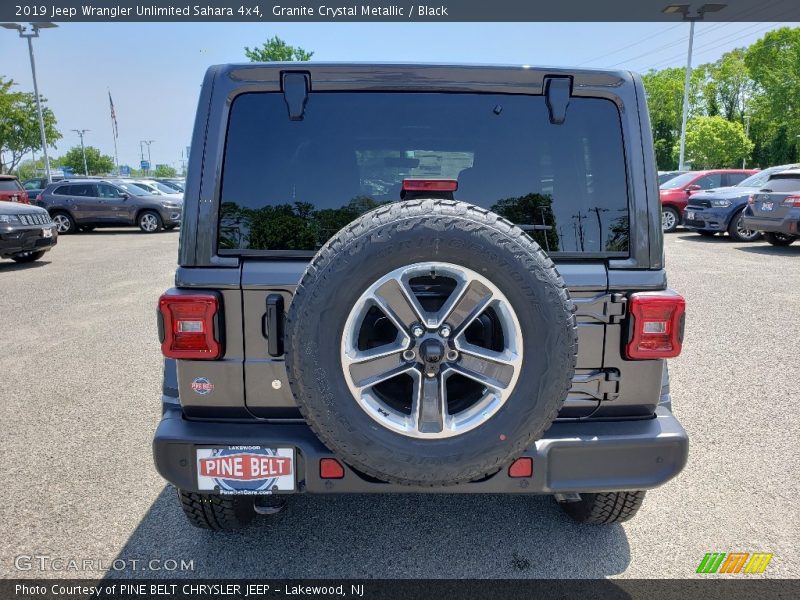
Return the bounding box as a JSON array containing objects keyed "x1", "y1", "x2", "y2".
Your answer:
[
  {"x1": 626, "y1": 291, "x2": 686, "y2": 360},
  {"x1": 158, "y1": 292, "x2": 222, "y2": 359},
  {"x1": 35, "y1": 194, "x2": 42, "y2": 203},
  {"x1": 782, "y1": 195, "x2": 800, "y2": 208},
  {"x1": 402, "y1": 179, "x2": 458, "y2": 192}
]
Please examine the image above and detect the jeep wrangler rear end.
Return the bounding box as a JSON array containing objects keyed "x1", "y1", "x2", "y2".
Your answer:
[{"x1": 153, "y1": 63, "x2": 688, "y2": 530}]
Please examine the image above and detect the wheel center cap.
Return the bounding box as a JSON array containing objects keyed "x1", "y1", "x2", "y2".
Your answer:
[{"x1": 419, "y1": 338, "x2": 444, "y2": 364}]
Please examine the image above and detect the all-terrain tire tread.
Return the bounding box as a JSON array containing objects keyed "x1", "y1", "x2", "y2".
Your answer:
[
  {"x1": 177, "y1": 489, "x2": 255, "y2": 531},
  {"x1": 560, "y1": 491, "x2": 646, "y2": 524}
]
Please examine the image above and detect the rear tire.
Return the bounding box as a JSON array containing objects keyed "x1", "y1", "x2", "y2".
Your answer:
[
  {"x1": 764, "y1": 232, "x2": 796, "y2": 247},
  {"x1": 558, "y1": 491, "x2": 646, "y2": 524},
  {"x1": 177, "y1": 489, "x2": 256, "y2": 531},
  {"x1": 661, "y1": 207, "x2": 679, "y2": 233},
  {"x1": 726, "y1": 210, "x2": 761, "y2": 242},
  {"x1": 12, "y1": 250, "x2": 46, "y2": 263}
]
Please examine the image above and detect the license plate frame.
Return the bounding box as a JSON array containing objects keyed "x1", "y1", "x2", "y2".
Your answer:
[{"x1": 196, "y1": 446, "x2": 295, "y2": 495}]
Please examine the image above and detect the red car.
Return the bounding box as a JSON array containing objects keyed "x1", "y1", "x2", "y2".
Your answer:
[
  {"x1": 0, "y1": 175, "x2": 30, "y2": 204},
  {"x1": 659, "y1": 169, "x2": 757, "y2": 232}
]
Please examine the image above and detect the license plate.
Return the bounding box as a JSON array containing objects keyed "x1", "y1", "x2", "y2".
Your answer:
[
  {"x1": 196, "y1": 446, "x2": 295, "y2": 494},
  {"x1": 761, "y1": 202, "x2": 774, "y2": 211},
  {"x1": 42, "y1": 228, "x2": 52, "y2": 238},
  {"x1": 686, "y1": 211, "x2": 696, "y2": 220}
]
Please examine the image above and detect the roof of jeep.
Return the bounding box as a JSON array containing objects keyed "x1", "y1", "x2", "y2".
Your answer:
[{"x1": 215, "y1": 62, "x2": 635, "y2": 90}]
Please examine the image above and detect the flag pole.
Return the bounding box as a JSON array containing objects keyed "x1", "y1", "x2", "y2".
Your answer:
[{"x1": 108, "y1": 89, "x2": 119, "y2": 174}]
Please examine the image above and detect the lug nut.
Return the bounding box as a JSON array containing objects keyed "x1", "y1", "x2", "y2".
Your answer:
[
  {"x1": 446, "y1": 349, "x2": 459, "y2": 362},
  {"x1": 402, "y1": 349, "x2": 416, "y2": 361},
  {"x1": 439, "y1": 325, "x2": 451, "y2": 338},
  {"x1": 411, "y1": 325, "x2": 425, "y2": 338}
]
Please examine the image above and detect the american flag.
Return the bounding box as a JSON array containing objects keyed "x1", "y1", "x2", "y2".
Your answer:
[{"x1": 108, "y1": 91, "x2": 118, "y2": 139}]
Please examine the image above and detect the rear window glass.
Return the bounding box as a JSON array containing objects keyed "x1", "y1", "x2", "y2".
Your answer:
[
  {"x1": 219, "y1": 92, "x2": 630, "y2": 256},
  {"x1": 765, "y1": 176, "x2": 800, "y2": 193},
  {"x1": 0, "y1": 179, "x2": 23, "y2": 192}
]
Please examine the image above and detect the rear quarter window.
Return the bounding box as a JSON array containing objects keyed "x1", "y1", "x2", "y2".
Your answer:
[
  {"x1": 218, "y1": 92, "x2": 631, "y2": 257},
  {"x1": 0, "y1": 179, "x2": 23, "y2": 192}
]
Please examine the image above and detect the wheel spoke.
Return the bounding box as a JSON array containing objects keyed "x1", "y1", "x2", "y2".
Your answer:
[
  {"x1": 347, "y1": 346, "x2": 409, "y2": 389},
  {"x1": 372, "y1": 278, "x2": 425, "y2": 330},
  {"x1": 442, "y1": 279, "x2": 493, "y2": 333},
  {"x1": 413, "y1": 375, "x2": 445, "y2": 434},
  {"x1": 449, "y1": 346, "x2": 517, "y2": 391}
]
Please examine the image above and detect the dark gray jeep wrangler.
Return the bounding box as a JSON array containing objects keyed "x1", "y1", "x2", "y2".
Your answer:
[{"x1": 153, "y1": 63, "x2": 688, "y2": 530}]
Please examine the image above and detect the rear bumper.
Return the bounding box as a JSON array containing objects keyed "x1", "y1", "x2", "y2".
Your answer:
[
  {"x1": 742, "y1": 211, "x2": 800, "y2": 236},
  {"x1": 153, "y1": 405, "x2": 689, "y2": 495}
]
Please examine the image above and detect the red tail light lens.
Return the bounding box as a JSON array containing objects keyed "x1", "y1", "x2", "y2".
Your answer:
[
  {"x1": 626, "y1": 292, "x2": 686, "y2": 360},
  {"x1": 782, "y1": 195, "x2": 800, "y2": 208},
  {"x1": 158, "y1": 293, "x2": 222, "y2": 359},
  {"x1": 402, "y1": 179, "x2": 458, "y2": 192}
]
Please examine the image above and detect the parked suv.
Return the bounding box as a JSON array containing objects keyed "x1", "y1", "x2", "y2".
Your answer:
[
  {"x1": 683, "y1": 165, "x2": 800, "y2": 242},
  {"x1": 659, "y1": 169, "x2": 756, "y2": 233},
  {"x1": 38, "y1": 179, "x2": 182, "y2": 234},
  {"x1": 742, "y1": 168, "x2": 800, "y2": 246},
  {"x1": 0, "y1": 175, "x2": 29, "y2": 204},
  {"x1": 153, "y1": 63, "x2": 689, "y2": 531},
  {"x1": 0, "y1": 200, "x2": 57, "y2": 262}
]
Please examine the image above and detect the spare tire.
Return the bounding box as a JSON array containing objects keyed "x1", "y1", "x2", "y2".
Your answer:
[{"x1": 285, "y1": 200, "x2": 577, "y2": 486}]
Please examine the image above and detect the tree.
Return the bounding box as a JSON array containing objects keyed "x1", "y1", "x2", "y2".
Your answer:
[
  {"x1": 674, "y1": 116, "x2": 753, "y2": 169},
  {"x1": 244, "y1": 36, "x2": 313, "y2": 62},
  {"x1": 700, "y1": 49, "x2": 753, "y2": 122},
  {"x1": 0, "y1": 77, "x2": 62, "y2": 174},
  {"x1": 55, "y1": 146, "x2": 115, "y2": 175},
  {"x1": 154, "y1": 164, "x2": 177, "y2": 178},
  {"x1": 641, "y1": 67, "x2": 704, "y2": 169}
]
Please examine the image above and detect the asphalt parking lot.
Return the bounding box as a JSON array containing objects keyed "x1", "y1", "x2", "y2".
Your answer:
[{"x1": 1, "y1": 229, "x2": 798, "y2": 579}]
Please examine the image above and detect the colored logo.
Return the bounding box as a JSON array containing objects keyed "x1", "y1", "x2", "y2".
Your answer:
[
  {"x1": 696, "y1": 553, "x2": 773, "y2": 574},
  {"x1": 191, "y1": 377, "x2": 214, "y2": 395},
  {"x1": 199, "y1": 448, "x2": 292, "y2": 493}
]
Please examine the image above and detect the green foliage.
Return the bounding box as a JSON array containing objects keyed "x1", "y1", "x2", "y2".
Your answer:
[
  {"x1": 154, "y1": 164, "x2": 177, "y2": 178},
  {"x1": 643, "y1": 27, "x2": 800, "y2": 168},
  {"x1": 244, "y1": 36, "x2": 314, "y2": 62},
  {"x1": 675, "y1": 116, "x2": 753, "y2": 169},
  {"x1": 0, "y1": 77, "x2": 62, "y2": 174},
  {"x1": 55, "y1": 146, "x2": 115, "y2": 176}
]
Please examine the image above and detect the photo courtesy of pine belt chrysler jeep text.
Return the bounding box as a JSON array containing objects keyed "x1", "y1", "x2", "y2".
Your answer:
[{"x1": 153, "y1": 63, "x2": 689, "y2": 530}]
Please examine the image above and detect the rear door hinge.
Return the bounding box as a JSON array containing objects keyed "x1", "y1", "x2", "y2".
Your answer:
[
  {"x1": 570, "y1": 369, "x2": 620, "y2": 401},
  {"x1": 572, "y1": 293, "x2": 627, "y2": 324}
]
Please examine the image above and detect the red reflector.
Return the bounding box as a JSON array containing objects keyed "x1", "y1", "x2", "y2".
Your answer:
[
  {"x1": 508, "y1": 457, "x2": 533, "y2": 478},
  {"x1": 158, "y1": 293, "x2": 221, "y2": 360},
  {"x1": 402, "y1": 179, "x2": 458, "y2": 192},
  {"x1": 626, "y1": 292, "x2": 686, "y2": 360},
  {"x1": 320, "y1": 458, "x2": 345, "y2": 479}
]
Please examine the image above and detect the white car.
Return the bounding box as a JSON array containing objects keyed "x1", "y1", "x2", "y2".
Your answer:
[{"x1": 129, "y1": 179, "x2": 183, "y2": 198}]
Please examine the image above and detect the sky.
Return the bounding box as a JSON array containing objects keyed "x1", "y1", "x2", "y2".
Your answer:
[{"x1": 0, "y1": 21, "x2": 789, "y2": 171}]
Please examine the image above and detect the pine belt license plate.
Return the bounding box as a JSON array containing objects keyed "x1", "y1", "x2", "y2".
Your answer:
[
  {"x1": 196, "y1": 446, "x2": 295, "y2": 494},
  {"x1": 686, "y1": 211, "x2": 696, "y2": 220}
]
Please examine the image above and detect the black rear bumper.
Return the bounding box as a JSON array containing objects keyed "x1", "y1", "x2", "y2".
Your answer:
[
  {"x1": 153, "y1": 405, "x2": 688, "y2": 494},
  {"x1": 0, "y1": 225, "x2": 57, "y2": 258}
]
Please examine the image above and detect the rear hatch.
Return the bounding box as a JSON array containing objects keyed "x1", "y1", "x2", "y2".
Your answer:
[
  {"x1": 0, "y1": 178, "x2": 28, "y2": 203},
  {"x1": 174, "y1": 65, "x2": 666, "y2": 422},
  {"x1": 749, "y1": 173, "x2": 800, "y2": 221}
]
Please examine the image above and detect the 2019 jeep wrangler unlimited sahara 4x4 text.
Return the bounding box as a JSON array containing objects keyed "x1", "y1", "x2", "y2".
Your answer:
[{"x1": 153, "y1": 63, "x2": 688, "y2": 531}]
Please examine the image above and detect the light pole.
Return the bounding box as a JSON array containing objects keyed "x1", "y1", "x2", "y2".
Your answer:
[
  {"x1": 742, "y1": 114, "x2": 751, "y2": 168},
  {"x1": 72, "y1": 129, "x2": 90, "y2": 175},
  {"x1": 662, "y1": 4, "x2": 727, "y2": 171},
  {"x1": 1, "y1": 21, "x2": 58, "y2": 183},
  {"x1": 141, "y1": 139, "x2": 155, "y2": 175}
]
